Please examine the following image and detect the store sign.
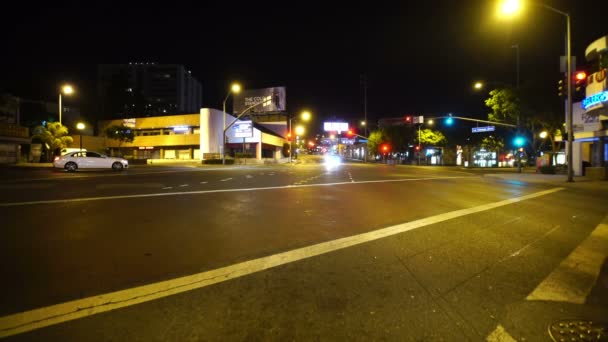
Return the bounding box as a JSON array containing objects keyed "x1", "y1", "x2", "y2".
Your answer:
[
  {"x1": 173, "y1": 126, "x2": 189, "y2": 132},
  {"x1": 472, "y1": 126, "x2": 495, "y2": 133},
  {"x1": 123, "y1": 118, "x2": 136, "y2": 128},
  {"x1": 582, "y1": 91, "x2": 608, "y2": 110},
  {"x1": 323, "y1": 122, "x2": 349, "y2": 132},
  {"x1": 233, "y1": 120, "x2": 253, "y2": 138}
]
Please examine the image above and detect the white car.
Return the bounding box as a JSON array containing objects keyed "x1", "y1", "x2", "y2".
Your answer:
[{"x1": 53, "y1": 151, "x2": 129, "y2": 172}]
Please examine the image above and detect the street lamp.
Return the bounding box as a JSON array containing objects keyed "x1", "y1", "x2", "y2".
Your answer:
[
  {"x1": 539, "y1": 131, "x2": 548, "y2": 139},
  {"x1": 59, "y1": 84, "x2": 74, "y2": 125},
  {"x1": 222, "y1": 82, "x2": 241, "y2": 165},
  {"x1": 76, "y1": 122, "x2": 85, "y2": 152},
  {"x1": 497, "y1": 0, "x2": 573, "y2": 181},
  {"x1": 295, "y1": 125, "x2": 305, "y2": 136},
  {"x1": 288, "y1": 111, "x2": 311, "y2": 163}
]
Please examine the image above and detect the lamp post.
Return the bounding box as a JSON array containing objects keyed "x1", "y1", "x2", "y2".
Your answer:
[
  {"x1": 289, "y1": 111, "x2": 311, "y2": 163},
  {"x1": 222, "y1": 83, "x2": 241, "y2": 165},
  {"x1": 498, "y1": 0, "x2": 573, "y2": 181},
  {"x1": 59, "y1": 85, "x2": 74, "y2": 125},
  {"x1": 76, "y1": 122, "x2": 85, "y2": 151}
]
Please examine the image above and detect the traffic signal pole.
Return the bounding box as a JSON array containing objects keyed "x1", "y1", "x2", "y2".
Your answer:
[{"x1": 418, "y1": 124, "x2": 421, "y2": 165}]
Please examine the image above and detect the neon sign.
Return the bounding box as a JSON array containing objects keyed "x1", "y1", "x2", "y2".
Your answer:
[{"x1": 582, "y1": 91, "x2": 608, "y2": 110}]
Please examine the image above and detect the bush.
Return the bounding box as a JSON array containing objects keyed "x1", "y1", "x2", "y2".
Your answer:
[
  {"x1": 539, "y1": 165, "x2": 556, "y2": 174},
  {"x1": 235, "y1": 152, "x2": 254, "y2": 159},
  {"x1": 203, "y1": 159, "x2": 234, "y2": 164}
]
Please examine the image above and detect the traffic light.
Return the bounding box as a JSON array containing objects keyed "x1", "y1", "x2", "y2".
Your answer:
[
  {"x1": 415, "y1": 145, "x2": 420, "y2": 151},
  {"x1": 346, "y1": 129, "x2": 354, "y2": 137},
  {"x1": 574, "y1": 71, "x2": 587, "y2": 102},
  {"x1": 287, "y1": 132, "x2": 292, "y2": 141},
  {"x1": 405, "y1": 116, "x2": 413, "y2": 124},
  {"x1": 444, "y1": 116, "x2": 454, "y2": 126},
  {"x1": 381, "y1": 144, "x2": 389, "y2": 152},
  {"x1": 558, "y1": 77, "x2": 565, "y2": 97},
  {"x1": 513, "y1": 136, "x2": 525, "y2": 148}
]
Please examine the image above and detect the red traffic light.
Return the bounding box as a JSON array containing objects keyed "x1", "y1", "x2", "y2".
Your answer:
[
  {"x1": 347, "y1": 129, "x2": 353, "y2": 136},
  {"x1": 381, "y1": 144, "x2": 389, "y2": 152},
  {"x1": 415, "y1": 145, "x2": 420, "y2": 151},
  {"x1": 575, "y1": 71, "x2": 586, "y2": 81},
  {"x1": 405, "y1": 116, "x2": 412, "y2": 123},
  {"x1": 287, "y1": 132, "x2": 292, "y2": 140}
]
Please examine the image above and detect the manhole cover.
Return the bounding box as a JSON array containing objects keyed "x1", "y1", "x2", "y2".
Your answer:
[{"x1": 549, "y1": 319, "x2": 608, "y2": 341}]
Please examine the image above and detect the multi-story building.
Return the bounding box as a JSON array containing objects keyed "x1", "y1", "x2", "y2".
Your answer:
[
  {"x1": 97, "y1": 63, "x2": 203, "y2": 119},
  {"x1": 570, "y1": 35, "x2": 608, "y2": 178}
]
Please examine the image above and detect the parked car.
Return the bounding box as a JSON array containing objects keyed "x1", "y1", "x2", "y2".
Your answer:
[{"x1": 53, "y1": 151, "x2": 128, "y2": 172}]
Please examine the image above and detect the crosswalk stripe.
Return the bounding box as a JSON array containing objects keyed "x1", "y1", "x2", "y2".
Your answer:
[
  {"x1": 526, "y1": 216, "x2": 608, "y2": 304},
  {"x1": 486, "y1": 325, "x2": 517, "y2": 342}
]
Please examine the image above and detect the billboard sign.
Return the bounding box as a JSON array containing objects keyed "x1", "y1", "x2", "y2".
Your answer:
[
  {"x1": 323, "y1": 122, "x2": 349, "y2": 132},
  {"x1": 232, "y1": 120, "x2": 253, "y2": 138},
  {"x1": 471, "y1": 126, "x2": 495, "y2": 133},
  {"x1": 233, "y1": 87, "x2": 286, "y2": 114}
]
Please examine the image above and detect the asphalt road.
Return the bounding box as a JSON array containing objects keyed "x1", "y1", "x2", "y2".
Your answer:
[{"x1": 1, "y1": 158, "x2": 607, "y2": 341}]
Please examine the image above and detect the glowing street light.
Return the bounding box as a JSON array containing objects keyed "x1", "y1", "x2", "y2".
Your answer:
[
  {"x1": 301, "y1": 111, "x2": 311, "y2": 122},
  {"x1": 58, "y1": 84, "x2": 75, "y2": 125},
  {"x1": 295, "y1": 125, "x2": 305, "y2": 136},
  {"x1": 76, "y1": 122, "x2": 85, "y2": 151},
  {"x1": 539, "y1": 131, "x2": 548, "y2": 139},
  {"x1": 473, "y1": 82, "x2": 484, "y2": 90},
  {"x1": 222, "y1": 82, "x2": 242, "y2": 165},
  {"x1": 498, "y1": 0, "x2": 523, "y2": 17}
]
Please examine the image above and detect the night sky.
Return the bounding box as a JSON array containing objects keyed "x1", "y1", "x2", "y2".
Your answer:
[{"x1": 1, "y1": 1, "x2": 607, "y2": 133}]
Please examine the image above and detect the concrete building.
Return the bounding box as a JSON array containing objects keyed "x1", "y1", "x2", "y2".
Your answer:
[
  {"x1": 98, "y1": 109, "x2": 287, "y2": 162},
  {"x1": 569, "y1": 35, "x2": 608, "y2": 178},
  {"x1": 97, "y1": 63, "x2": 203, "y2": 119}
]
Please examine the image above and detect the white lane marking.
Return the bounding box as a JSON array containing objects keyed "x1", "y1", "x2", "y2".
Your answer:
[
  {"x1": 486, "y1": 325, "x2": 517, "y2": 342},
  {"x1": 220, "y1": 178, "x2": 232, "y2": 182},
  {"x1": 96, "y1": 183, "x2": 165, "y2": 189},
  {"x1": 199, "y1": 181, "x2": 208, "y2": 184},
  {"x1": 526, "y1": 216, "x2": 608, "y2": 304},
  {"x1": 178, "y1": 184, "x2": 189, "y2": 187},
  {"x1": 245, "y1": 175, "x2": 253, "y2": 179},
  {"x1": 162, "y1": 187, "x2": 173, "y2": 190},
  {"x1": 1, "y1": 176, "x2": 471, "y2": 207},
  {"x1": 0, "y1": 187, "x2": 563, "y2": 338}
]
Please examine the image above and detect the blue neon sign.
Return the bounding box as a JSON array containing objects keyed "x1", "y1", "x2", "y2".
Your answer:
[{"x1": 582, "y1": 91, "x2": 608, "y2": 110}]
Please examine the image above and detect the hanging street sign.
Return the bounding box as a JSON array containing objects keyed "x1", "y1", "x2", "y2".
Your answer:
[{"x1": 472, "y1": 126, "x2": 495, "y2": 133}]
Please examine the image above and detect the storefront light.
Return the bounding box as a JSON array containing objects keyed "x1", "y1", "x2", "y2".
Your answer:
[{"x1": 173, "y1": 126, "x2": 189, "y2": 132}]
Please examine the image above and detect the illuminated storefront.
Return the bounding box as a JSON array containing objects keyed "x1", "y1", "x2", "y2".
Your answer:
[{"x1": 565, "y1": 35, "x2": 608, "y2": 177}]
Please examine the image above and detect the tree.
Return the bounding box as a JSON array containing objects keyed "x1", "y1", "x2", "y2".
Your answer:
[
  {"x1": 485, "y1": 88, "x2": 521, "y2": 125},
  {"x1": 417, "y1": 129, "x2": 446, "y2": 145},
  {"x1": 383, "y1": 125, "x2": 416, "y2": 152},
  {"x1": 367, "y1": 130, "x2": 386, "y2": 156},
  {"x1": 31, "y1": 122, "x2": 73, "y2": 161},
  {"x1": 104, "y1": 125, "x2": 135, "y2": 149},
  {"x1": 485, "y1": 83, "x2": 563, "y2": 156}
]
